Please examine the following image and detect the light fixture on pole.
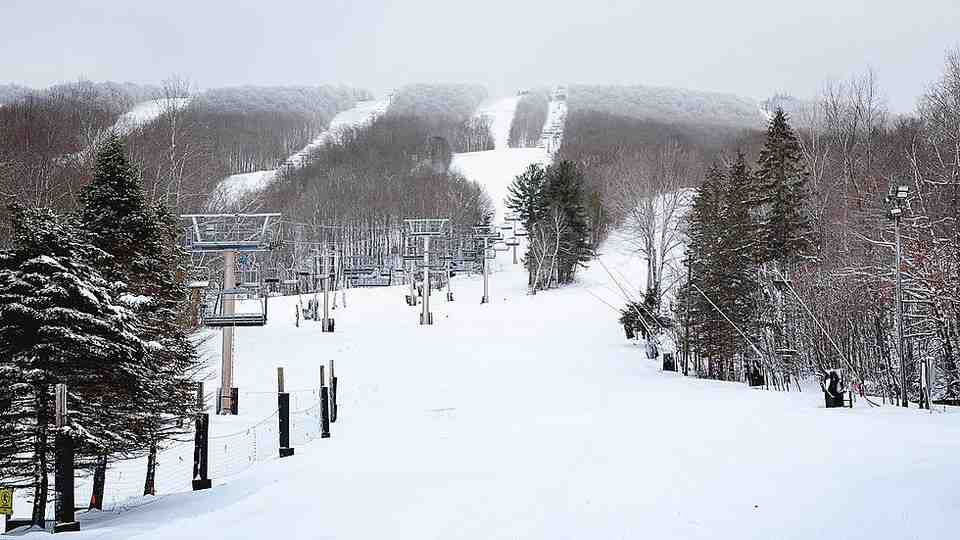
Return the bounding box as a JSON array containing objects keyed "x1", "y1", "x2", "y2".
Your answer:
[{"x1": 885, "y1": 184, "x2": 909, "y2": 408}]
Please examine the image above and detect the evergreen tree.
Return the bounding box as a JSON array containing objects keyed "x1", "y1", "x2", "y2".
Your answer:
[
  {"x1": 717, "y1": 153, "x2": 760, "y2": 364},
  {"x1": 505, "y1": 163, "x2": 547, "y2": 231},
  {"x1": 0, "y1": 206, "x2": 147, "y2": 524},
  {"x1": 684, "y1": 164, "x2": 728, "y2": 371},
  {"x1": 77, "y1": 134, "x2": 200, "y2": 493},
  {"x1": 543, "y1": 160, "x2": 593, "y2": 283},
  {"x1": 754, "y1": 107, "x2": 815, "y2": 264}
]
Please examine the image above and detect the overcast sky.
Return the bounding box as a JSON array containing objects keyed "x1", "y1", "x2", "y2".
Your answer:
[{"x1": 2, "y1": 0, "x2": 957, "y2": 112}]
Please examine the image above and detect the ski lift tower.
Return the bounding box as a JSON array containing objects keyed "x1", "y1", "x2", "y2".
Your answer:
[
  {"x1": 404, "y1": 218, "x2": 449, "y2": 325},
  {"x1": 474, "y1": 225, "x2": 504, "y2": 304},
  {"x1": 182, "y1": 213, "x2": 280, "y2": 415},
  {"x1": 312, "y1": 246, "x2": 336, "y2": 332},
  {"x1": 500, "y1": 212, "x2": 528, "y2": 265}
]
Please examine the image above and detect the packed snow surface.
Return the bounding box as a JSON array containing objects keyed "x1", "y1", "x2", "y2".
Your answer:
[
  {"x1": 18, "y1": 240, "x2": 960, "y2": 540},
  {"x1": 450, "y1": 147, "x2": 550, "y2": 220},
  {"x1": 17, "y1": 93, "x2": 960, "y2": 540}
]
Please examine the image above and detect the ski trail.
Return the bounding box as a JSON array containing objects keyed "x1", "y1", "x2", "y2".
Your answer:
[
  {"x1": 211, "y1": 94, "x2": 394, "y2": 208},
  {"x1": 450, "y1": 87, "x2": 568, "y2": 221}
]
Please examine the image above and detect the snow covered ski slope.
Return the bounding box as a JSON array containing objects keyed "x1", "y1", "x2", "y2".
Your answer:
[
  {"x1": 451, "y1": 91, "x2": 567, "y2": 220},
  {"x1": 22, "y1": 235, "x2": 960, "y2": 540},
  {"x1": 110, "y1": 98, "x2": 192, "y2": 136}
]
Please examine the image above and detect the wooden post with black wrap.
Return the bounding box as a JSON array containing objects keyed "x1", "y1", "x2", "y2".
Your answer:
[
  {"x1": 278, "y1": 367, "x2": 294, "y2": 457},
  {"x1": 54, "y1": 383, "x2": 80, "y2": 533},
  {"x1": 320, "y1": 366, "x2": 331, "y2": 439},
  {"x1": 330, "y1": 359, "x2": 338, "y2": 423},
  {"x1": 192, "y1": 383, "x2": 212, "y2": 490}
]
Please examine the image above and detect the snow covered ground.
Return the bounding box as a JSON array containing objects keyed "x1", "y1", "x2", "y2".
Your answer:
[
  {"x1": 474, "y1": 96, "x2": 520, "y2": 150},
  {"x1": 110, "y1": 98, "x2": 192, "y2": 136},
  {"x1": 450, "y1": 91, "x2": 566, "y2": 221},
  {"x1": 211, "y1": 95, "x2": 393, "y2": 209},
  {"x1": 451, "y1": 147, "x2": 551, "y2": 221},
  {"x1": 15, "y1": 238, "x2": 960, "y2": 539},
  {"x1": 12, "y1": 91, "x2": 960, "y2": 539}
]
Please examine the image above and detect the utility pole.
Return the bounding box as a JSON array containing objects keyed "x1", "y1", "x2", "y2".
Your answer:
[
  {"x1": 405, "y1": 234, "x2": 418, "y2": 306},
  {"x1": 421, "y1": 235, "x2": 432, "y2": 325},
  {"x1": 322, "y1": 246, "x2": 334, "y2": 332},
  {"x1": 481, "y1": 236, "x2": 489, "y2": 304},
  {"x1": 684, "y1": 258, "x2": 691, "y2": 377},
  {"x1": 886, "y1": 184, "x2": 909, "y2": 407}
]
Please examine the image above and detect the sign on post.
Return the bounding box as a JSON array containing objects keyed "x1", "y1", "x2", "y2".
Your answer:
[{"x1": 0, "y1": 487, "x2": 13, "y2": 515}]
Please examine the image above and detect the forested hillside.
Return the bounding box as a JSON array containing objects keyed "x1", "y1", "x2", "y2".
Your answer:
[
  {"x1": 387, "y1": 84, "x2": 494, "y2": 153},
  {"x1": 559, "y1": 88, "x2": 763, "y2": 250},
  {"x1": 260, "y1": 112, "x2": 492, "y2": 243},
  {"x1": 569, "y1": 84, "x2": 764, "y2": 129},
  {"x1": 507, "y1": 89, "x2": 550, "y2": 148},
  {"x1": 0, "y1": 82, "x2": 368, "y2": 238}
]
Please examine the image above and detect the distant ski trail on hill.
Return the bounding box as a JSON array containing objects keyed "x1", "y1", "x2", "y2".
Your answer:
[
  {"x1": 451, "y1": 88, "x2": 567, "y2": 220},
  {"x1": 211, "y1": 95, "x2": 393, "y2": 208}
]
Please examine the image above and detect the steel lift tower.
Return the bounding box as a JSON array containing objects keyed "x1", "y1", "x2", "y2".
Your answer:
[
  {"x1": 404, "y1": 218, "x2": 449, "y2": 325},
  {"x1": 182, "y1": 213, "x2": 280, "y2": 415}
]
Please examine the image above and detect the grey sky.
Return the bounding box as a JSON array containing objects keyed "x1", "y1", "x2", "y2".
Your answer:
[{"x1": 2, "y1": 0, "x2": 957, "y2": 112}]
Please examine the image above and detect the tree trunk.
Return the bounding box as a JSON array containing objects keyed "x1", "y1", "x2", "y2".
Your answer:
[{"x1": 143, "y1": 439, "x2": 158, "y2": 496}]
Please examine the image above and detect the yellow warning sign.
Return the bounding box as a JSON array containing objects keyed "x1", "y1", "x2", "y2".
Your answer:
[{"x1": 0, "y1": 487, "x2": 12, "y2": 515}]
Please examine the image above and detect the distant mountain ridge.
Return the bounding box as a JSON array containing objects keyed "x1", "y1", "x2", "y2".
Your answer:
[{"x1": 568, "y1": 84, "x2": 768, "y2": 129}]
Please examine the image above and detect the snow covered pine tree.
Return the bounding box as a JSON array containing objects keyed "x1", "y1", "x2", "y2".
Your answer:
[
  {"x1": 77, "y1": 133, "x2": 200, "y2": 501},
  {"x1": 0, "y1": 205, "x2": 147, "y2": 526}
]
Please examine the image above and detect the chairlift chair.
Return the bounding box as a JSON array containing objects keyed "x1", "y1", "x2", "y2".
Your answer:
[{"x1": 203, "y1": 287, "x2": 269, "y2": 327}]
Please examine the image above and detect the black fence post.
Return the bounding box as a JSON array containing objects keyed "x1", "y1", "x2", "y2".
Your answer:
[
  {"x1": 320, "y1": 366, "x2": 331, "y2": 439},
  {"x1": 278, "y1": 367, "x2": 294, "y2": 457},
  {"x1": 330, "y1": 360, "x2": 338, "y2": 424},
  {"x1": 331, "y1": 376, "x2": 338, "y2": 424},
  {"x1": 192, "y1": 383, "x2": 212, "y2": 490}
]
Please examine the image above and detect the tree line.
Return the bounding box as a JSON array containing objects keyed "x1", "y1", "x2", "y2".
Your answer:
[
  {"x1": 615, "y1": 49, "x2": 960, "y2": 406},
  {"x1": 508, "y1": 89, "x2": 550, "y2": 148}
]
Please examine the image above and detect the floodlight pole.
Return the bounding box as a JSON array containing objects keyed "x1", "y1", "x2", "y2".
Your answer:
[
  {"x1": 221, "y1": 250, "x2": 236, "y2": 415},
  {"x1": 406, "y1": 235, "x2": 417, "y2": 306},
  {"x1": 481, "y1": 237, "x2": 490, "y2": 304},
  {"x1": 322, "y1": 246, "x2": 332, "y2": 332},
  {"x1": 312, "y1": 250, "x2": 320, "y2": 319},
  {"x1": 887, "y1": 185, "x2": 909, "y2": 408},
  {"x1": 421, "y1": 236, "x2": 432, "y2": 325},
  {"x1": 894, "y1": 211, "x2": 907, "y2": 407}
]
